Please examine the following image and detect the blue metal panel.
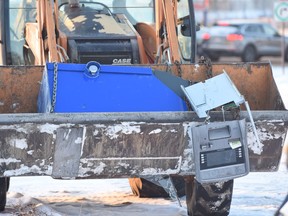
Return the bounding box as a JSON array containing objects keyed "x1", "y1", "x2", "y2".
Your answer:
[{"x1": 38, "y1": 62, "x2": 187, "y2": 113}]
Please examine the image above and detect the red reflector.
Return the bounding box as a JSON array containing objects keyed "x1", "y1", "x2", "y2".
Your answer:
[
  {"x1": 202, "y1": 33, "x2": 211, "y2": 40},
  {"x1": 226, "y1": 34, "x2": 243, "y2": 41}
]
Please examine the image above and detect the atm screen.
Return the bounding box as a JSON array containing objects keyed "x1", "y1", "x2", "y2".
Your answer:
[{"x1": 206, "y1": 149, "x2": 237, "y2": 168}]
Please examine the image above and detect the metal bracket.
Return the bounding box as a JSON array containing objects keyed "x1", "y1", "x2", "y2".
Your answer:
[{"x1": 52, "y1": 127, "x2": 84, "y2": 178}]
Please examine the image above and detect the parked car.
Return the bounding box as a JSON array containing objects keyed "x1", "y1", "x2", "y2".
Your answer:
[{"x1": 199, "y1": 20, "x2": 288, "y2": 62}]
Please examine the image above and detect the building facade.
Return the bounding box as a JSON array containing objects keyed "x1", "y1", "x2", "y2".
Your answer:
[{"x1": 195, "y1": 0, "x2": 274, "y2": 26}]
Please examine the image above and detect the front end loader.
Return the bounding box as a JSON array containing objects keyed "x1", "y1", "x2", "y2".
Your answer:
[{"x1": 0, "y1": 0, "x2": 287, "y2": 215}]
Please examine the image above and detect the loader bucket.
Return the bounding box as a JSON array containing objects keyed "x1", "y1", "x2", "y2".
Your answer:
[{"x1": 0, "y1": 62, "x2": 287, "y2": 179}]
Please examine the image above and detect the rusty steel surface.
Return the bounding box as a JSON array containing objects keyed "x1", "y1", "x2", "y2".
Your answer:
[{"x1": 0, "y1": 66, "x2": 43, "y2": 113}]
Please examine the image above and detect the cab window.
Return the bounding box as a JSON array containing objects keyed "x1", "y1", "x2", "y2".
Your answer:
[
  {"x1": 177, "y1": 0, "x2": 192, "y2": 61},
  {"x1": 5, "y1": 0, "x2": 36, "y2": 65}
]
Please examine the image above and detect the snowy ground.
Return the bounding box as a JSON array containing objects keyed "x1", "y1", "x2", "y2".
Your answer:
[
  {"x1": 3, "y1": 152, "x2": 287, "y2": 216},
  {"x1": 2, "y1": 60, "x2": 288, "y2": 216}
]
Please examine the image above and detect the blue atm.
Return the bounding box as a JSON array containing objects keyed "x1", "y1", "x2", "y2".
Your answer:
[{"x1": 38, "y1": 62, "x2": 187, "y2": 113}]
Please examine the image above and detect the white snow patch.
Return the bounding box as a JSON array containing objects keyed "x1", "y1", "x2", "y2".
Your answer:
[
  {"x1": 0, "y1": 125, "x2": 29, "y2": 134},
  {"x1": 93, "y1": 129, "x2": 99, "y2": 136},
  {"x1": 149, "y1": 129, "x2": 162, "y2": 134},
  {"x1": 92, "y1": 124, "x2": 111, "y2": 136},
  {"x1": 27, "y1": 150, "x2": 34, "y2": 155},
  {"x1": 3, "y1": 164, "x2": 49, "y2": 176},
  {"x1": 140, "y1": 168, "x2": 178, "y2": 175},
  {"x1": 167, "y1": 129, "x2": 178, "y2": 133},
  {"x1": 181, "y1": 148, "x2": 194, "y2": 173},
  {"x1": 106, "y1": 122, "x2": 141, "y2": 139},
  {"x1": 247, "y1": 131, "x2": 264, "y2": 155},
  {"x1": 247, "y1": 121, "x2": 285, "y2": 155},
  {"x1": 94, "y1": 162, "x2": 106, "y2": 174},
  {"x1": 116, "y1": 162, "x2": 130, "y2": 169},
  {"x1": 0, "y1": 158, "x2": 21, "y2": 164},
  {"x1": 40, "y1": 160, "x2": 45, "y2": 166},
  {"x1": 9, "y1": 138, "x2": 28, "y2": 150},
  {"x1": 78, "y1": 160, "x2": 107, "y2": 177},
  {"x1": 38, "y1": 123, "x2": 59, "y2": 134},
  {"x1": 74, "y1": 137, "x2": 82, "y2": 144},
  {"x1": 194, "y1": 64, "x2": 200, "y2": 71}
]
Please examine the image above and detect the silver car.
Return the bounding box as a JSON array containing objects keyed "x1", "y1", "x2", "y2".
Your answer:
[{"x1": 199, "y1": 21, "x2": 287, "y2": 62}]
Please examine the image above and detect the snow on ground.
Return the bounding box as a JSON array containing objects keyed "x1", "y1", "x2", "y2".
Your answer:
[
  {"x1": 2, "y1": 155, "x2": 287, "y2": 216},
  {"x1": 4, "y1": 178, "x2": 188, "y2": 216},
  {"x1": 2, "y1": 60, "x2": 288, "y2": 216}
]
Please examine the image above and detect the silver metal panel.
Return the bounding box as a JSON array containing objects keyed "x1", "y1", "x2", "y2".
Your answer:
[
  {"x1": 52, "y1": 127, "x2": 83, "y2": 178},
  {"x1": 181, "y1": 72, "x2": 245, "y2": 118},
  {"x1": 192, "y1": 119, "x2": 250, "y2": 183}
]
